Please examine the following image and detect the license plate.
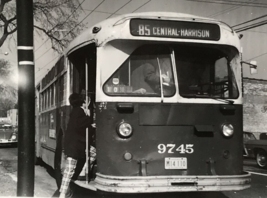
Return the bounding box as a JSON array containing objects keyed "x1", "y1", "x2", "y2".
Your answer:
[{"x1": 165, "y1": 157, "x2": 187, "y2": 169}]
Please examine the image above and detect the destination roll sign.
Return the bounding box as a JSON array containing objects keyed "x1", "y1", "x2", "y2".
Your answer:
[{"x1": 130, "y1": 19, "x2": 220, "y2": 41}]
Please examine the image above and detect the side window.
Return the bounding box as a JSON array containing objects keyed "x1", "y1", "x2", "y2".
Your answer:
[
  {"x1": 214, "y1": 57, "x2": 238, "y2": 98},
  {"x1": 215, "y1": 58, "x2": 228, "y2": 82},
  {"x1": 68, "y1": 44, "x2": 96, "y2": 99},
  {"x1": 214, "y1": 58, "x2": 229, "y2": 97}
]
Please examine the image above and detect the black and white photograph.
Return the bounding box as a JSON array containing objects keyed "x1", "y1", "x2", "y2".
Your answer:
[{"x1": 0, "y1": 0, "x2": 267, "y2": 197}]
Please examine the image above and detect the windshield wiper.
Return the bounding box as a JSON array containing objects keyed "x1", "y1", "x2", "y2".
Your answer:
[
  {"x1": 183, "y1": 94, "x2": 235, "y2": 104},
  {"x1": 209, "y1": 97, "x2": 234, "y2": 104}
]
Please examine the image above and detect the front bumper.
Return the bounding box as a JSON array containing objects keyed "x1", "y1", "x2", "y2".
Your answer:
[
  {"x1": 90, "y1": 172, "x2": 251, "y2": 193},
  {"x1": 0, "y1": 139, "x2": 17, "y2": 144}
]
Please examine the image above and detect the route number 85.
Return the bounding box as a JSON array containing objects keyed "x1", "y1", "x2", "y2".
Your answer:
[
  {"x1": 158, "y1": 144, "x2": 194, "y2": 154},
  {"x1": 138, "y1": 25, "x2": 150, "y2": 35}
]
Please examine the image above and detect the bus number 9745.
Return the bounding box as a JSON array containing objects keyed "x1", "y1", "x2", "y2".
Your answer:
[{"x1": 158, "y1": 144, "x2": 194, "y2": 154}]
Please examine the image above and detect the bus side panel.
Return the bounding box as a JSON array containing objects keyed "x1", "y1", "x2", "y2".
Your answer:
[
  {"x1": 38, "y1": 105, "x2": 71, "y2": 168},
  {"x1": 96, "y1": 102, "x2": 243, "y2": 177}
]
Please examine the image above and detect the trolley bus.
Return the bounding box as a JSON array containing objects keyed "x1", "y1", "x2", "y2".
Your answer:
[{"x1": 35, "y1": 12, "x2": 252, "y2": 193}]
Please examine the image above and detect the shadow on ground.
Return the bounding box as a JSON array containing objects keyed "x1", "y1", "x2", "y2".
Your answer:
[{"x1": 50, "y1": 184, "x2": 230, "y2": 198}]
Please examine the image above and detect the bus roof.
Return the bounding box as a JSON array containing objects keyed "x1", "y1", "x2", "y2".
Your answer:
[{"x1": 65, "y1": 11, "x2": 235, "y2": 55}]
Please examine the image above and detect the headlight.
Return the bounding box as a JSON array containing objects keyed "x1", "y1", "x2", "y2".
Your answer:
[
  {"x1": 11, "y1": 134, "x2": 17, "y2": 140},
  {"x1": 221, "y1": 123, "x2": 234, "y2": 137},
  {"x1": 117, "y1": 122, "x2": 133, "y2": 138}
]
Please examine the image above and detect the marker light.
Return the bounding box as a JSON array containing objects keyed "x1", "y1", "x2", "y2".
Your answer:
[
  {"x1": 124, "y1": 152, "x2": 133, "y2": 161},
  {"x1": 221, "y1": 123, "x2": 234, "y2": 137},
  {"x1": 117, "y1": 122, "x2": 133, "y2": 138},
  {"x1": 11, "y1": 134, "x2": 17, "y2": 140}
]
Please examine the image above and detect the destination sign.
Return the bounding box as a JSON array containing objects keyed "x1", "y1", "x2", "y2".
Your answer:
[{"x1": 130, "y1": 19, "x2": 220, "y2": 41}]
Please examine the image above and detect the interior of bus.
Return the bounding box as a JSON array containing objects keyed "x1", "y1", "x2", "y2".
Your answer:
[{"x1": 67, "y1": 43, "x2": 97, "y2": 153}]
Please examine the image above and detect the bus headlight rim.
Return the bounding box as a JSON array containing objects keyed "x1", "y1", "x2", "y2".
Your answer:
[
  {"x1": 221, "y1": 123, "x2": 234, "y2": 137},
  {"x1": 117, "y1": 121, "x2": 133, "y2": 138}
]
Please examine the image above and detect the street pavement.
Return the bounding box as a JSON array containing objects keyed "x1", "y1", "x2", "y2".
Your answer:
[
  {"x1": 0, "y1": 146, "x2": 267, "y2": 198},
  {"x1": 0, "y1": 146, "x2": 58, "y2": 197}
]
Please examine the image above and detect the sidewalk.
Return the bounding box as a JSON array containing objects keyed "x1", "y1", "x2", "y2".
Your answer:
[
  {"x1": 0, "y1": 164, "x2": 16, "y2": 197},
  {"x1": 0, "y1": 163, "x2": 58, "y2": 197},
  {"x1": 34, "y1": 165, "x2": 58, "y2": 197}
]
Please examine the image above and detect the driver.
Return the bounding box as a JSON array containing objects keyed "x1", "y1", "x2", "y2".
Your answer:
[{"x1": 133, "y1": 62, "x2": 171, "y2": 94}]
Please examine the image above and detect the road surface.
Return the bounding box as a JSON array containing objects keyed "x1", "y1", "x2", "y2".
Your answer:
[
  {"x1": 0, "y1": 145, "x2": 58, "y2": 197},
  {"x1": 0, "y1": 146, "x2": 266, "y2": 197}
]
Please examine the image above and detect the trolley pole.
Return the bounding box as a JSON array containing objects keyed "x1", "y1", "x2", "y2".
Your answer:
[{"x1": 16, "y1": 0, "x2": 35, "y2": 196}]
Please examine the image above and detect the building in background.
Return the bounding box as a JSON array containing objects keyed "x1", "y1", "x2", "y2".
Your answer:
[
  {"x1": 7, "y1": 109, "x2": 18, "y2": 126},
  {"x1": 243, "y1": 78, "x2": 267, "y2": 139}
]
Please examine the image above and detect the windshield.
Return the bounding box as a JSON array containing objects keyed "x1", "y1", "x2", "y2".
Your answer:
[
  {"x1": 103, "y1": 44, "x2": 239, "y2": 99},
  {"x1": 104, "y1": 45, "x2": 175, "y2": 97},
  {"x1": 175, "y1": 44, "x2": 239, "y2": 99},
  {"x1": 243, "y1": 132, "x2": 256, "y2": 141}
]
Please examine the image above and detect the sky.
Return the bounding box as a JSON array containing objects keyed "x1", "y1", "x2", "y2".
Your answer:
[{"x1": 1, "y1": 0, "x2": 267, "y2": 85}]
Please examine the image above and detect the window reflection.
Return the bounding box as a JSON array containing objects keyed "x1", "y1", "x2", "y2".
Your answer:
[
  {"x1": 175, "y1": 45, "x2": 239, "y2": 99},
  {"x1": 104, "y1": 45, "x2": 175, "y2": 97},
  {"x1": 104, "y1": 44, "x2": 239, "y2": 99}
]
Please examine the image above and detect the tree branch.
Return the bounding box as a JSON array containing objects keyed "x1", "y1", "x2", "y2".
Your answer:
[
  {"x1": 0, "y1": 0, "x2": 84, "y2": 52},
  {"x1": 34, "y1": 24, "x2": 67, "y2": 53},
  {"x1": 0, "y1": 0, "x2": 12, "y2": 14}
]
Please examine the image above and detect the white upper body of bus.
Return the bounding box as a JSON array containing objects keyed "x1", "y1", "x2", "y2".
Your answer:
[
  {"x1": 65, "y1": 12, "x2": 243, "y2": 104},
  {"x1": 66, "y1": 12, "x2": 240, "y2": 53}
]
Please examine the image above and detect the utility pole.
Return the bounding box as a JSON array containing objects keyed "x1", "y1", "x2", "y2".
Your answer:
[{"x1": 16, "y1": 0, "x2": 35, "y2": 196}]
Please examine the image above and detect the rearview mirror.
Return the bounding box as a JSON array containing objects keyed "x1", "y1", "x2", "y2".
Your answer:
[{"x1": 250, "y1": 61, "x2": 257, "y2": 74}]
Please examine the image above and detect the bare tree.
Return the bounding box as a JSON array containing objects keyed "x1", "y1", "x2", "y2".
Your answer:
[
  {"x1": 0, "y1": 0, "x2": 85, "y2": 53},
  {"x1": 0, "y1": 95, "x2": 16, "y2": 116},
  {"x1": 0, "y1": 58, "x2": 17, "y2": 116},
  {"x1": 0, "y1": 58, "x2": 11, "y2": 77},
  {"x1": 0, "y1": 59, "x2": 13, "y2": 92}
]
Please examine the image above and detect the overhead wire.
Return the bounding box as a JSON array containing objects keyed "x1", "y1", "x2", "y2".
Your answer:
[
  {"x1": 62, "y1": 0, "x2": 106, "y2": 38},
  {"x1": 106, "y1": 0, "x2": 132, "y2": 19},
  {"x1": 246, "y1": 52, "x2": 267, "y2": 61},
  {"x1": 35, "y1": 56, "x2": 59, "y2": 81},
  {"x1": 35, "y1": 0, "x2": 86, "y2": 53},
  {"x1": 186, "y1": 0, "x2": 267, "y2": 8},
  {"x1": 231, "y1": 13, "x2": 267, "y2": 32},
  {"x1": 35, "y1": 1, "x2": 87, "y2": 79},
  {"x1": 36, "y1": 0, "x2": 105, "y2": 76},
  {"x1": 208, "y1": 0, "x2": 258, "y2": 19},
  {"x1": 132, "y1": 0, "x2": 151, "y2": 13},
  {"x1": 207, "y1": 5, "x2": 240, "y2": 18},
  {"x1": 35, "y1": 0, "x2": 86, "y2": 61},
  {"x1": 246, "y1": 30, "x2": 267, "y2": 34},
  {"x1": 235, "y1": 20, "x2": 267, "y2": 32},
  {"x1": 36, "y1": 0, "x2": 151, "y2": 81},
  {"x1": 185, "y1": 0, "x2": 267, "y2": 70},
  {"x1": 188, "y1": 0, "x2": 267, "y2": 34},
  {"x1": 193, "y1": 0, "x2": 267, "y2": 37},
  {"x1": 37, "y1": 0, "x2": 267, "y2": 81},
  {"x1": 35, "y1": 0, "x2": 106, "y2": 82},
  {"x1": 232, "y1": 14, "x2": 267, "y2": 28}
]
